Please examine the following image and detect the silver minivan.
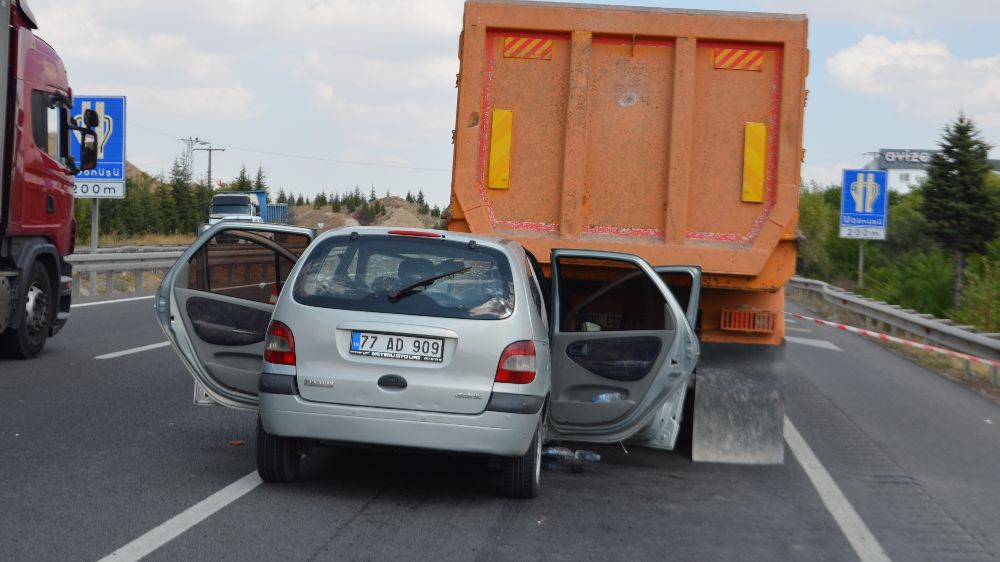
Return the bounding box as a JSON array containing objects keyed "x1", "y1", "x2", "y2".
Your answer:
[{"x1": 157, "y1": 223, "x2": 700, "y2": 498}]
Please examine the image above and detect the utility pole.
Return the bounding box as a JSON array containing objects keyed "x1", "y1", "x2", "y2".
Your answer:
[
  {"x1": 179, "y1": 137, "x2": 209, "y2": 171},
  {"x1": 194, "y1": 146, "x2": 225, "y2": 190}
]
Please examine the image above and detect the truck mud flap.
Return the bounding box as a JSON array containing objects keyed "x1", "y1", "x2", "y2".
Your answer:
[{"x1": 691, "y1": 342, "x2": 785, "y2": 464}]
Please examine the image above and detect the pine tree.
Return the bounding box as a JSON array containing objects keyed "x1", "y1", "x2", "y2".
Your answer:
[
  {"x1": 416, "y1": 189, "x2": 425, "y2": 206},
  {"x1": 232, "y1": 165, "x2": 253, "y2": 191},
  {"x1": 406, "y1": 190, "x2": 414, "y2": 203},
  {"x1": 922, "y1": 113, "x2": 1000, "y2": 307},
  {"x1": 296, "y1": 193, "x2": 305, "y2": 206},
  {"x1": 331, "y1": 194, "x2": 342, "y2": 213},
  {"x1": 169, "y1": 157, "x2": 197, "y2": 233},
  {"x1": 276, "y1": 188, "x2": 287, "y2": 204},
  {"x1": 314, "y1": 191, "x2": 328, "y2": 209},
  {"x1": 431, "y1": 205, "x2": 440, "y2": 218},
  {"x1": 253, "y1": 165, "x2": 269, "y2": 200},
  {"x1": 369, "y1": 186, "x2": 377, "y2": 202}
]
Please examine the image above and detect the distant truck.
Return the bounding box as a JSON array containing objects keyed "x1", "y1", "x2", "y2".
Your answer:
[
  {"x1": 207, "y1": 191, "x2": 288, "y2": 225},
  {"x1": 0, "y1": 0, "x2": 98, "y2": 358},
  {"x1": 447, "y1": 1, "x2": 808, "y2": 464}
]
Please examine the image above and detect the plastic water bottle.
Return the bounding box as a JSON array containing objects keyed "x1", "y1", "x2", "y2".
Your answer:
[
  {"x1": 592, "y1": 392, "x2": 624, "y2": 403},
  {"x1": 575, "y1": 450, "x2": 601, "y2": 463}
]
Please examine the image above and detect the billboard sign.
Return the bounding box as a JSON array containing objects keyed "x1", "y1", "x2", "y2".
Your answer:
[
  {"x1": 840, "y1": 169, "x2": 888, "y2": 240},
  {"x1": 70, "y1": 96, "x2": 126, "y2": 198}
]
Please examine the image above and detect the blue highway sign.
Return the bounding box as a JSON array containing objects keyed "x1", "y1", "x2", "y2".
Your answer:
[
  {"x1": 840, "y1": 169, "x2": 888, "y2": 240},
  {"x1": 70, "y1": 96, "x2": 126, "y2": 199}
]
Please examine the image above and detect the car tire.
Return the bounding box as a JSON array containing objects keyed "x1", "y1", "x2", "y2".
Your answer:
[
  {"x1": 502, "y1": 421, "x2": 541, "y2": 499},
  {"x1": 0, "y1": 261, "x2": 52, "y2": 359},
  {"x1": 256, "y1": 417, "x2": 301, "y2": 483}
]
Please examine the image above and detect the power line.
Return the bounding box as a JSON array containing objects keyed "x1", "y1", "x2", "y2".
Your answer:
[
  {"x1": 134, "y1": 121, "x2": 449, "y2": 173},
  {"x1": 220, "y1": 144, "x2": 450, "y2": 173}
]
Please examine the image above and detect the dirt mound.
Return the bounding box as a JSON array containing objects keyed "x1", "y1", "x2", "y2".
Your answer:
[{"x1": 288, "y1": 197, "x2": 441, "y2": 232}]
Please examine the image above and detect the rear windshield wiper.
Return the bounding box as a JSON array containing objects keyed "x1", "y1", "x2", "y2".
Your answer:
[{"x1": 387, "y1": 267, "x2": 471, "y2": 303}]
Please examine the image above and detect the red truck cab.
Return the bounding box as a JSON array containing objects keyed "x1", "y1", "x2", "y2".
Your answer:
[{"x1": 0, "y1": 0, "x2": 97, "y2": 358}]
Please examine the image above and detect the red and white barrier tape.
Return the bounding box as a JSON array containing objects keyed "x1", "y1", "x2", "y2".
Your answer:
[{"x1": 786, "y1": 312, "x2": 1000, "y2": 369}]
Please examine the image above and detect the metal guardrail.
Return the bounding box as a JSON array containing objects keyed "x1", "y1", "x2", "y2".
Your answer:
[
  {"x1": 788, "y1": 276, "x2": 1000, "y2": 385},
  {"x1": 66, "y1": 249, "x2": 182, "y2": 301}
]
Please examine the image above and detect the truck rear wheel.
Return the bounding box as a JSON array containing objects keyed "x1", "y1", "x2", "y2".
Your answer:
[{"x1": 0, "y1": 262, "x2": 52, "y2": 359}]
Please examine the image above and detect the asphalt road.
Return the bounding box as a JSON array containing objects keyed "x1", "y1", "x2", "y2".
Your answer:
[{"x1": 0, "y1": 297, "x2": 997, "y2": 561}]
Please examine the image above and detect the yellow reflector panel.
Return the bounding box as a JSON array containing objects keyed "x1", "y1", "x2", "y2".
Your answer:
[
  {"x1": 742, "y1": 122, "x2": 766, "y2": 203},
  {"x1": 489, "y1": 109, "x2": 513, "y2": 190}
]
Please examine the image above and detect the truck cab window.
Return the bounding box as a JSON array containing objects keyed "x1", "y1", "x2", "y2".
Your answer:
[{"x1": 30, "y1": 90, "x2": 65, "y2": 161}]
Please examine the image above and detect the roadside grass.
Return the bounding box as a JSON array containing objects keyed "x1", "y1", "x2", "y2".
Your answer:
[
  {"x1": 76, "y1": 270, "x2": 165, "y2": 298},
  {"x1": 789, "y1": 293, "x2": 1000, "y2": 403},
  {"x1": 76, "y1": 233, "x2": 195, "y2": 248}
]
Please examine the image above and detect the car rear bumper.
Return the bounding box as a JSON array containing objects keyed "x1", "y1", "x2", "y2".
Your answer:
[{"x1": 260, "y1": 393, "x2": 540, "y2": 457}]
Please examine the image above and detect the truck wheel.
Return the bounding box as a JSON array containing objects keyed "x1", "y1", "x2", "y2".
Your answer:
[
  {"x1": 502, "y1": 421, "x2": 541, "y2": 499},
  {"x1": 0, "y1": 262, "x2": 52, "y2": 359},
  {"x1": 256, "y1": 417, "x2": 301, "y2": 483}
]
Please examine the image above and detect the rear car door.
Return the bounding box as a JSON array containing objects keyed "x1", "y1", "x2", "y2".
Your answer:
[
  {"x1": 547, "y1": 250, "x2": 700, "y2": 444},
  {"x1": 155, "y1": 223, "x2": 314, "y2": 409}
]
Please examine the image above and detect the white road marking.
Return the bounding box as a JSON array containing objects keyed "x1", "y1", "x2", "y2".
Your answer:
[
  {"x1": 786, "y1": 336, "x2": 843, "y2": 352},
  {"x1": 95, "y1": 341, "x2": 170, "y2": 360},
  {"x1": 98, "y1": 471, "x2": 262, "y2": 562},
  {"x1": 785, "y1": 417, "x2": 890, "y2": 562},
  {"x1": 72, "y1": 295, "x2": 154, "y2": 308},
  {"x1": 786, "y1": 326, "x2": 813, "y2": 334}
]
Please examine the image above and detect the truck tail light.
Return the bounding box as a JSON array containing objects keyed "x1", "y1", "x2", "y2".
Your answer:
[
  {"x1": 495, "y1": 341, "x2": 536, "y2": 384},
  {"x1": 264, "y1": 321, "x2": 296, "y2": 365},
  {"x1": 720, "y1": 308, "x2": 775, "y2": 333}
]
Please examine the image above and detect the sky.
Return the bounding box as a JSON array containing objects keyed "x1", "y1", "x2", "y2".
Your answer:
[{"x1": 33, "y1": 0, "x2": 1000, "y2": 206}]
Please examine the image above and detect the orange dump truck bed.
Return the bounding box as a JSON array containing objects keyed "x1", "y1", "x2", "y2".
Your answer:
[{"x1": 448, "y1": 0, "x2": 808, "y2": 346}]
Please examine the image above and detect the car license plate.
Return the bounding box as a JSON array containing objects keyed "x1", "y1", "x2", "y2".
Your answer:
[{"x1": 350, "y1": 331, "x2": 444, "y2": 362}]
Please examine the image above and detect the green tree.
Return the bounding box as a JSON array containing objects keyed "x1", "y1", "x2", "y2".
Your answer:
[
  {"x1": 416, "y1": 189, "x2": 426, "y2": 206},
  {"x1": 296, "y1": 193, "x2": 305, "y2": 206},
  {"x1": 276, "y1": 188, "x2": 287, "y2": 204},
  {"x1": 232, "y1": 165, "x2": 253, "y2": 191},
  {"x1": 331, "y1": 194, "x2": 342, "y2": 213},
  {"x1": 369, "y1": 186, "x2": 377, "y2": 202},
  {"x1": 922, "y1": 113, "x2": 1000, "y2": 306},
  {"x1": 253, "y1": 165, "x2": 269, "y2": 199},
  {"x1": 431, "y1": 205, "x2": 441, "y2": 218},
  {"x1": 406, "y1": 190, "x2": 414, "y2": 203},
  {"x1": 796, "y1": 182, "x2": 834, "y2": 279},
  {"x1": 314, "y1": 191, "x2": 328, "y2": 209},
  {"x1": 951, "y1": 252, "x2": 1000, "y2": 331}
]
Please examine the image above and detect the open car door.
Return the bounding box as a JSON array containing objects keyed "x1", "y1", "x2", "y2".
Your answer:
[
  {"x1": 546, "y1": 250, "x2": 700, "y2": 448},
  {"x1": 155, "y1": 223, "x2": 314, "y2": 410}
]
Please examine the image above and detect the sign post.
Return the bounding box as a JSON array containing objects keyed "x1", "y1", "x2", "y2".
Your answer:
[
  {"x1": 839, "y1": 169, "x2": 888, "y2": 288},
  {"x1": 70, "y1": 96, "x2": 126, "y2": 251}
]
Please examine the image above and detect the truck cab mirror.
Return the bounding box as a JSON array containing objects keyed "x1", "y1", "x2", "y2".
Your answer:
[
  {"x1": 82, "y1": 108, "x2": 99, "y2": 128},
  {"x1": 78, "y1": 129, "x2": 98, "y2": 171}
]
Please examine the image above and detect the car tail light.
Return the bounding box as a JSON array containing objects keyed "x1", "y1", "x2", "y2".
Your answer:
[
  {"x1": 388, "y1": 229, "x2": 442, "y2": 238},
  {"x1": 495, "y1": 341, "x2": 536, "y2": 384},
  {"x1": 264, "y1": 321, "x2": 296, "y2": 365}
]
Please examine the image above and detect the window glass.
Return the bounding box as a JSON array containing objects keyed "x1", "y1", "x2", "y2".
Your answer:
[
  {"x1": 556, "y1": 257, "x2": 671, "y2": 332},
  {"x1": 524, "y1": 255, "x2": 546, "y2": 324},
  {"x1": 30, "y1": 90, "x2": 67, "y2": 161},
  {"x1": 187, "y1": 229, "x2": 311, "y2": 304},
  {"x1": 46, "y1": 105, "x2": 62, "y2": 159},
  {"x1": 293, "y1": 234, "x2": 515, "y2": 320}
]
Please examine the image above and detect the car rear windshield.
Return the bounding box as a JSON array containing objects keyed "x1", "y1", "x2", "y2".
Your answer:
[{"x1": 293, "y1": 234, "x2": 515, "y2": 320}]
